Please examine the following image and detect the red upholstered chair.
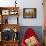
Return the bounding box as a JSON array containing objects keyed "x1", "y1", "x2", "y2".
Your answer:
[{"x1": 21, "y1": 28, "x2": 41, "y2": 46}]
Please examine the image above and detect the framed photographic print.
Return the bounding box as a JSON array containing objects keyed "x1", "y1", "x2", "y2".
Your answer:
[
  {"x1": 2, "y1": 10, "x2": 9, "y2": 15},
  {"x1": 23, "y1": 8, "x2": 36, "y2": 18},
  {"x1": 9, "y1": 10, "x2": 18, "y2": 15}
]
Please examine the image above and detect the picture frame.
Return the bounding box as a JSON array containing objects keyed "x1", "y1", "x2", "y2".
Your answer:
[
  {"x1": 2, "y1": 10, "x2": 9, "y2": 15},
  {"x1": 9, "y1": 10, "x2": 18, "y2": 15},
  {"x1": 23, "y1": 8, "x2": 36, "y2": 18}
]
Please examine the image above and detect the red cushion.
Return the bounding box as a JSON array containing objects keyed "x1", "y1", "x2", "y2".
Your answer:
[{"x1": 21, "y1": 28, "x2": 41, "y2": 46}]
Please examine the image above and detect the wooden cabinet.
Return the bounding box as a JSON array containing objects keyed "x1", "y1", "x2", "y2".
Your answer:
[
  {"x1": 0, "y1": 41, "x2": 19, "y2": 46},
  {"x1": 2, "y1": 41, "x2": 19, "y2": 46},
  {"x1": 0, "y1": 7, "x2": 19, "y2": 46}
]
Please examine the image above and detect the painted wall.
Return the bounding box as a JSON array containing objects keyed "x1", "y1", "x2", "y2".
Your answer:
[
  {"x1": 0, "y1": 0, "x2": 43, "y2": 26},
  {"x1": 19, "y1": 0, "x2": 43, "y2": 26}
]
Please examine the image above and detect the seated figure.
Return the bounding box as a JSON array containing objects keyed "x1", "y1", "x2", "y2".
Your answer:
[{"x1": 21, "y1": 28, "x2": 41, "y2": 46}]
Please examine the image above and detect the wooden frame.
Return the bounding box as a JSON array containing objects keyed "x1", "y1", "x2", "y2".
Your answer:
[
  {"x1": 2, "y1": 10, "x2": 9, "y2": 15},
  {"x1": 23, "y1": 8, "x2": 36, "y2": 18},
  {"x1": 9, "y1": 10, "x2": 18, "y2": 15}
]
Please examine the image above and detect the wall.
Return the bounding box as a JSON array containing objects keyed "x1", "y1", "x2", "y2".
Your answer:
[
  {"x1": 0, "y1": 0, "x2": 43, "y2": 26},
  {"x1": 19, "y1": 0, "x2": 43, "y2": 26}
]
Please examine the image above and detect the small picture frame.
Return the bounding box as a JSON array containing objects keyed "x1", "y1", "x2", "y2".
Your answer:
[
  {"x1": 23, "y1": 8, "x2": 36, "y2": 18},
  {"x1": 9, "y1": 10, "x2": 18, "y2": 15},
  {"x1": 2, "y1": 10, "x2": 9, "y2": 15}
]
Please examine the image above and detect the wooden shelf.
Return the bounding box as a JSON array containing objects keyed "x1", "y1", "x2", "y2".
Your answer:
[
  {"x1": 0, "y1": 7, "x2": 19, "y2": 46},
  {"x1": 0, "y1": 24, "x2": 20, "y2": 32},
  {"x1": 0, "y1": 40, "x2": 19, "y2": 46},
  {"x1": 0, "y1": 7, "x2": 19, "y2": 10},
  {"x1": 0, "y1": 7, "x2": 19, "y2": 24}
]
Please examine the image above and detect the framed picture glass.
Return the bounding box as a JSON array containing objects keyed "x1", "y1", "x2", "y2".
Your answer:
[
  {"x1": 2, "y1": 10, "x2": 9, "y2": 15},
  {"x1": 23, "y1": 8, "x2": 36, "y2": 18}
]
